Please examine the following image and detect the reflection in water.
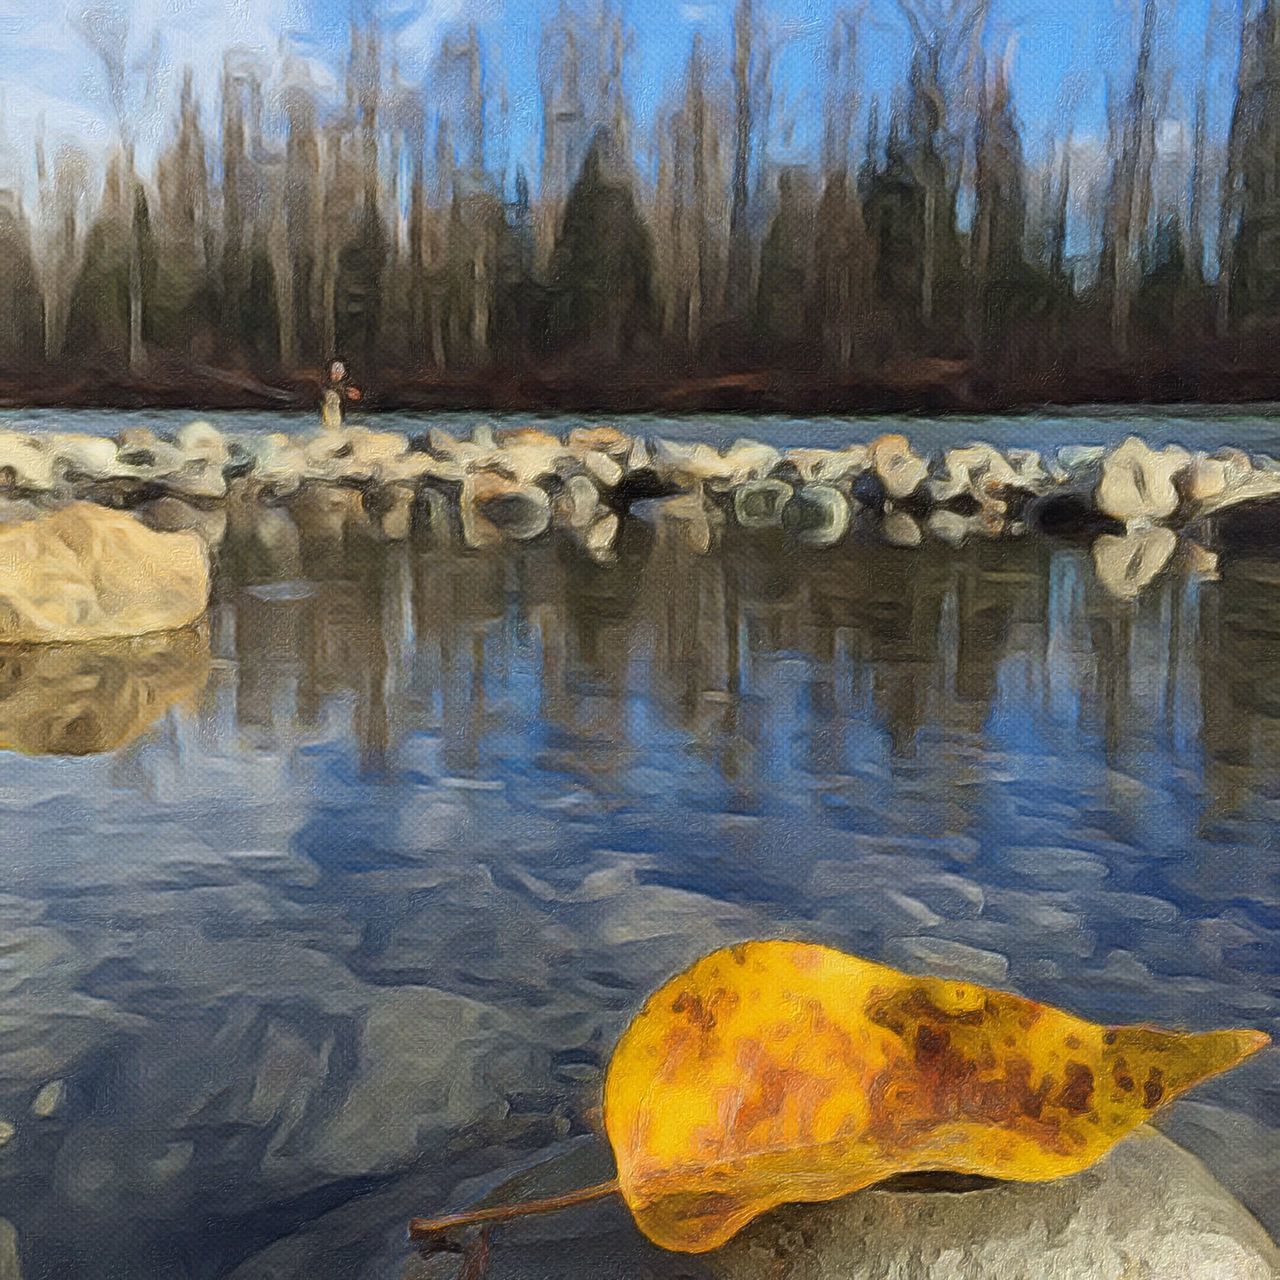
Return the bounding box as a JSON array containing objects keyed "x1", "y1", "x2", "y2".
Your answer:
[
  {"x1": 0, "y1": 518, "x2": 1277, "y2": 1278},
  {"x1": 0, "y1": 628, "x2": 210, "y2": 755}
]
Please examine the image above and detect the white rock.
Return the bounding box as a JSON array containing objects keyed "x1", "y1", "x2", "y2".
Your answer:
[
  {"x1": 46, "y1": 432, "x2": 120, "y2": 482},
  {"x1": 578, "y1": 449, "x2": 624, "y2": 489},
  {"x1": 248, "y1": 434, "x2": 308, "y2": 495},
  {"x1": 501, "y1": 441, "x2": 569, "y2": 487},
  {"x1": 584, "y1": 512, "x2": 620, "y2": 562},
  {"x1": 463, "y1": 472, "x2": 551, "y2": 543},
  {"x1": 652, "y1": 439, "x2": 734, "y2": 488},
  {"x1": 0, "y1": 431, "x2": 55, "y2": 492},
  {"x1": 870, "y1": 433, "x2": 929, "y2": 502},
  {"x1": 722, "y1": 438, "x2": 782, "y2": 484},
  {"x1": 1056, "y1": 444, "x2": 1107, "y2": 476},
  {"x1": 928, "y1": 508, "x2": 992, "y2": 546},
  {"x1": 0, "y1": 503, "x2": 209, "y2": 643},
  {"x1": 176, "y1": 420, "x2": 229, "y2": 467},
  {"x1": 567, "y1": 425, "x2": 632, "y2": 460},
  {"x1": 930, "y1": 442, "x2": 1016, "y2": 502},
  {"x1": 558, "y1": 474, "x2": 602, "y2": 529},
  {"x1": 1096, "y1": 437, "x2": 1191, "y2": 527},
  {"x1": 303, "y1": 426, "x2": 408, "y2": 486}
]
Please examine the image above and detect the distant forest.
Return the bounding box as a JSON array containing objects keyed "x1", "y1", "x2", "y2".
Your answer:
[{"x1": 4, "y1": 0, "x2": 1280, "y2": 412}]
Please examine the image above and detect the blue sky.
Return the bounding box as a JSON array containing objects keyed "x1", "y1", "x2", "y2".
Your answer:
[{"x1": 0, "y1": 0, "x2": 1243, "y2": 194}]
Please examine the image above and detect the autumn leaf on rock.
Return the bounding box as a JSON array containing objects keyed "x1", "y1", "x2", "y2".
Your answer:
[{"x1": 601, "y1": 940, "x2": 1269, "y2": 1253}]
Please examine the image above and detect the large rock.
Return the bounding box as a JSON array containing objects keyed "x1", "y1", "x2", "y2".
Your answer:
[
  {"x1": 411, "y1": 1129, "x2": 1278, "y2": 1280},
  {"x1": 712, "y1": 1128, "x2": 1279, "y2": 1280},
  {"x1": 0, "y1": 503, "x2": 209, "y2": 643}
]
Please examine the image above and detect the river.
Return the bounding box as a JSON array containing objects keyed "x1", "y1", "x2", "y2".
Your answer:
[{"x1": 0, "y1": 410, "x2": 1276, "y2": 1278}]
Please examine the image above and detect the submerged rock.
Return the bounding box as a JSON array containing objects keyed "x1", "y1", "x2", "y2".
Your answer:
[
  {"x1": 781, "y1": 483, "x2": 851, "y2": 546},
  {"x1": 0, "y1": 504, "x2": 209, "y2": 643},
  {"x1": 0, "y1": 1219, "x2": 18, "y2": 1280},
  {"x1": 881, "y1": 511, "x2": 924, "y2": 547},
  {"x1": 733, "y1": 478, "x2": 793, "y2": 529},
  {"x1": 31, "y1": 1079, "x2": 65, "y2": 1118},
  {"x1": 463, "y1": 472, "x2": 551, "y2": 544},
  {"x1": 135, "y1": 495, "x2": 228, "y2": 547}
]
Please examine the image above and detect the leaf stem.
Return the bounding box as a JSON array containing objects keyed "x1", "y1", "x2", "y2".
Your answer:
[{"x1": 408, "y1": 1178, "x2": 622, "y2": 1240}]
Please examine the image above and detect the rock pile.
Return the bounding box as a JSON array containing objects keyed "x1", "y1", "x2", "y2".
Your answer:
[{"x1": 3, "y1": 422, "x2": 1279, "y2": 576}]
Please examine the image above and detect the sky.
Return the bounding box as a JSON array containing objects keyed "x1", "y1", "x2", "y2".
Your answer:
[{"x1": 0, "y1": 0, "x2": 1246, "y2": 200}]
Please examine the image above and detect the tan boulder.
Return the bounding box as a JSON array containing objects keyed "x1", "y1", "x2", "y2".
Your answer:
[
  {"x1": 567, "y1": 425, "x2": 632, "y2": 460},
  {"x1": 303, "y1": 426, "x2": 408, "y2": 485},
  {"x1": 0, "y1": 503, "x2": 209, "y2": 643},
  {"x1": 494, "y1": 426, "x2": 561, "y2": 447},
  {"x1": 782, "y1": 445, "x2": 869, "y2": 485}
]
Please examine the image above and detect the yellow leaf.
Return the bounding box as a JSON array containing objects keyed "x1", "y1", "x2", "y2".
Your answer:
[{"x1": 602, "y1": 940, "x2": 1269, "y2": 1253}]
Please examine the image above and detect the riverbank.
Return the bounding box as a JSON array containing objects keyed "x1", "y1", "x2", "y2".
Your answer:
[{"x1": 9, "y1": 354, "x2": 1280, "y2": 416}]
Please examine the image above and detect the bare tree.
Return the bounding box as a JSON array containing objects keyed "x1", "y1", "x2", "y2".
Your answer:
[
  {"x1": 72, "y1": 4, "x2": 159, "y2": 373},
  {"x1": 894, "y1": 0, "x2": 992, "y2": 324},
  {"x1": 1100, "y1": 0, "x2": 1163, "y2": 355}
]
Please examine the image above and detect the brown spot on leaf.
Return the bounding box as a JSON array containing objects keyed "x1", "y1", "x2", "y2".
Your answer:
[
  {"x1": 1143, "y1": 1067, "x2": 1165, "y2": 1109},
  {"x1": 916, "y1": 1024, "x2": 948, "y2": 1060},
  {"x1": 1058, "y1": 1062, "x2": 1095, "y2": 1115}
]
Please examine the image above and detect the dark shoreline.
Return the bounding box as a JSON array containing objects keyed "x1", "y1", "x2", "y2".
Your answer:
[{"x1": 6, "y1": 362, "x2": 1280, "y2": 418}]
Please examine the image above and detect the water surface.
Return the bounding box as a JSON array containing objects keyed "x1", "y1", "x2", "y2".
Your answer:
[{"x1": 0, "y1": 413, "x2": 1276, "y2": 1278}]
